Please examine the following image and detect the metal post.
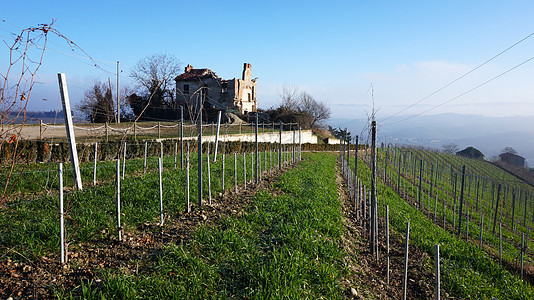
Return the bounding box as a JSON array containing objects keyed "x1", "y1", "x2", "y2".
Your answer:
[
  {"x1": 117, "y1": 61, "x2": 120, "y2": 123},
  {"x1": 254, "y1": 113, "x2": 260, "y2": 184},
  {"x1": 158, "y1": 122, "x2": 161, "y2": 139},
  {"x1": 243, "y1": 152, "x2": 247, "y2": 190},
  {"x1": 59, "y1": 163, "x2": 65, "y2": 264},
  {"x1": 143, "y1": 141, "x2": 148, "y2": 174},
  {"x1": 116, "y1": 159, "x2": 122, "y2": 241},
  {"x1": 159, "y1": 157, "x2": 164, "y2": 225},
  {"x1": 207, "y1": 143, "x2": 212, "y2": 205},
  {"x1": 386, "y1": 205, "x2": 390, "y2": 285},
  {"x1": 198, "y1": 89, "x2": 203, "y2": 206},
  {"x1": 403, "y1": 222, "x2": 410, "y2": 300},
  {"x1": 457, "y1": 165, "x2": 466, "y2": 236},
  {"x1": 279, "y1": 121, "x2": 282, "y2": 170},
  {"x1": 234, "y1": 153, "x2": 238, "y2": 193},
  {"x1": 435, "y1": 244, "x2": 440, "y2": 300},
  {"x1": 214, "y1": 111, "x2": 222, "y2": 162},
  {"x1": 122, "y1": 142, "x2": 126, "y2": 179},
  {"x1": 370, "y1": 121, "x2": 377, "y2": 256},
  {"x1": 180, "y1": 106, "x2": 184, "y2": 169},
  {"x1": 186, "y1": 144, "x2": 190, "y2": 213},
  {"x1": 57, "y1": 73, "x2": 83, "y2": 190},
  {"x1": 93, "y1": 142, "x2": 98, "y2": 187}
]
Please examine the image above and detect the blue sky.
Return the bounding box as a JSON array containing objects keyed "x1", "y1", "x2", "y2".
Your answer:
[{"x1": 2, "y1": 0, "x2": 534, "y2": 123}]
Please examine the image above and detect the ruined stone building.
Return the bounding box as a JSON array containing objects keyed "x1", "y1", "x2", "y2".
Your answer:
[{"x1": 174, "y1": 63, "x2": 257, "y2": 116}]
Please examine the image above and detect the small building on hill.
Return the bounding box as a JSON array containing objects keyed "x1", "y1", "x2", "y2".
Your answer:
[
  {"x1": 174, "y1": 63, "x2": 257, "y2": 115},
  {"x1": 499, "y1": 152, "x2": 525, "y2": 167},
  {"x1": 456, "y1": 146, "x2": 484, "y2": 160}
]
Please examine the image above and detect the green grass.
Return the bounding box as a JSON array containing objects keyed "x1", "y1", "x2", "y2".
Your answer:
[
  {"x1": 58, "y1": 152, "x2": 345, "y2": 299},
  {"x1": 354, "y1": 152, "x2": 534, "y2": 299},
  {"x1": 0, "y1": 147, "x2": 289, "y2": 260}
]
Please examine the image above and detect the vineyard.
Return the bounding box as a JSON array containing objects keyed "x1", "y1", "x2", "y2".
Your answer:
[{"x1": 1, "y1": 125, "x2": 534, "y2": 298}]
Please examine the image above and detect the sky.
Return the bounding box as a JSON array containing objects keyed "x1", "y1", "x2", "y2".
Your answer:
[{"x1": 2, "y1": 0, "x2": 534, "y2": 125}]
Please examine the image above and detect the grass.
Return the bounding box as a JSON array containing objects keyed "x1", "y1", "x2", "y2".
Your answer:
[
  {"x1": 57, "y1": 152, "x2": 345, "y2": 298},
  {"x1": 354, "y1": 151, "x2": 534, "y2": 299}
]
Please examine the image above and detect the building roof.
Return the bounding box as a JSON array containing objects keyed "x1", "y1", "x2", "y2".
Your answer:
[{"x1": 175, "y1": 65, "x2": 220, "y2": 81}]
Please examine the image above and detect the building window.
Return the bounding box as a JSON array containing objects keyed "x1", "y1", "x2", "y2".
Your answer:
[
  {"x1": 183, "y1": 84, "x2": 189, "y2": 94},
  {"x1": 221, "y1": 82, "x2": 228, "y2": 93},
  {"x1": 248, "y1": 92, "x2": 251, "y2": 101}
]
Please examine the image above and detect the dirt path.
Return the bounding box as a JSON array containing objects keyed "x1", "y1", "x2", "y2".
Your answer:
[{"x1": 337, "y1": 163, "x2": 438, "y2": 299}]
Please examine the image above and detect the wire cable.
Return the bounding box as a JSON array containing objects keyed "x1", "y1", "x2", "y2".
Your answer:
[
  {"x1": 382, "y1": 55, "x2": 534, "y2": 126},
  {"x1": 380, "y1": 32, "x2": 534, "y2": 123}
]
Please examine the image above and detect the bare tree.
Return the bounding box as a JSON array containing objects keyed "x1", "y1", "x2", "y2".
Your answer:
[
  {"x1": 442, "y1": 143, "x2": 459, "y2": 154},
  {"x1": 501, "y1": 147, "x2": 518, "y2": 155},
  {"x1": 77, "y1": 82, "x2": 114, "y2": 123},
  {"x1": 278, "y1": 83, "x2": 300, "y2": 111},
  {"x1": 299, "y1": 91, "x2": 331, "y2": 127},
  {"x1": 129, "y1": 53, "x2": 182, "y2": 108}
]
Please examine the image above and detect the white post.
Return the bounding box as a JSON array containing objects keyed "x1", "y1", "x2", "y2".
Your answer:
[
  {"x1": 122, "y1": 142, "x2": 126, "y2": 179},
  {"x1": 174, "y1": 142, "x2": 178, "y2": 169},
  {"x1": 213, "y1": 111, "x2": 222, "y2": 162},
  {"x1": 59, "y1": 163, "x2": 65, "y2": 264},
  {"x1": 57, "y1": 73, "x2": 82, "y2": 190},
  {"x1": 243, "y1": 152, "x2": 247, "y2": 190},
  {"x1": 234, "y1": 153, "x2": 238, "y2": 193},
  {"x1": 93, "y1": 142, "x2": 98, "y2": 187},
  {"x1": 159, "y1": 157, "x2": 164, "y2": 225},
  {"x1": 403, "y1": 222, "x2": 410, "y2": 300},
  {"x1": 116, "y1": 159, "x2": 122, "y2": 241},
  {"x1": 116, "y1": 61, "x2": 120, "y2": 123},
  {"x1": 222, "y1": 153, "x2": 225, "y2": 195},
  {"x1": 435, "y1": 244, "x2": 440, "y2": 300},
  {"x1": 207, "y1": 143, "x2": 212, "y2": 205},
  {"x1": 144, "y1": 142, "x2": 148, "y2": 174},
  {"x1": 186, "y1": 144, "x2": 190, "y2": 213},
  {"x1": 386, "y1": 205, "x2": 390, "y2": 285}
]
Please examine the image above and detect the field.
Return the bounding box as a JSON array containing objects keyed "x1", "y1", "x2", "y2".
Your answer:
[{"x1": 1, "y1": 144, "x2": 534, "y2": 298}]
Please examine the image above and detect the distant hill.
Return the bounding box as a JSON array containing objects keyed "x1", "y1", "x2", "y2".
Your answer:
[
  {"x1": 328, "y1": 113, "x2": 534, "y2": 165},
  {"x1": 1, "y1": 110, "x2": 85, "y2": 124}
]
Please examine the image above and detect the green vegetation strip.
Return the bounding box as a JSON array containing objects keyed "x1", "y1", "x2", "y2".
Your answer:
[
  {"x1": 356, "y1": 156, "x2": 534, "y2": 299},
  {"x1": 65, "y1": 152, "x2": 345, "y2": 298}
]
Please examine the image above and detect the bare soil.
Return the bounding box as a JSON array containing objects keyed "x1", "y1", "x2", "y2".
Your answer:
[{"x1": 336, "y1": 166, "x2": 442, "y2": 299}]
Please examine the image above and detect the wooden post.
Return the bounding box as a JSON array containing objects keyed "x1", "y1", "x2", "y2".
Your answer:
[
  {"x1": 57, "y1": 73, "x2": 83, "y2": 190},
  {"x1": 39, "y1": 120, "x2": 43, "y2": 139},
  {"x1": 105, "y1": 122, "x2": 109, "y2": 141},
  {"x1": 134, "y1": 121, "x2": 137, "y2": 139},
  {"x1": 158, "y1": 122, "x2": 161, "y2": 139}
]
